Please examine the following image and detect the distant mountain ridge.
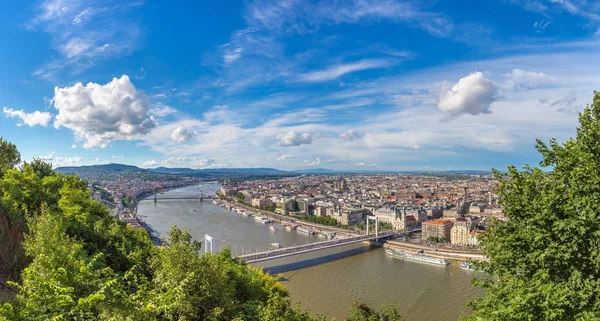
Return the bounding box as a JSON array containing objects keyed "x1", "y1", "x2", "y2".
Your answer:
[{"x1": 55, "y1": 163, "x2": 491, "y2": 177}]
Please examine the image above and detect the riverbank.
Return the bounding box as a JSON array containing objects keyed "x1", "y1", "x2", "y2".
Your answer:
[
  {"x1": 220, "y1": 198, "x2": 357, "y2": 239},
  {"x1": 385, "y1": 239, "x2": 488, "y2": 261}
]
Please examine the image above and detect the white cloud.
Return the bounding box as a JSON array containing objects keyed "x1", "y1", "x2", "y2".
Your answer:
[
  {"x1": 304, "y1": 157, "x2": 321, "y2": 166},
  {"x1": 533, "y1": 19, "x2": 551, "y2": 32},
  {"x1": 338, "y1": 130, "x2": 364, "y2": 142},
  {"x1": 71, "y1": 144, "x2": 77, "y2": 149},
  {"x1": 29, "y1": 0, "x2": 142, "y2": 79},
  {"x1": 3, "y1": 107, "x2": 52, "y2": 127},
  {"x1": 170, "y1": 126, "x2": 195, "y2": 142},
  {"x1": 277, "y1": 154, "x2": 294, "y2": 161},
  {"x1": 277, "y1": 131, "x2": 319, "y2": 146},
  {"x1": 150, "y1": 104, "x2": 177, "y2": 118},
  {"x1": 160, "y1": 156, "x2": 216, "y2": 168},
  {"x1": 245, "y1": 0, "x2": 454, "y2": 37},
  {"x1": 354, "y1": 162, "x2": 376, "y2": 167},
  {"x1": 224, "y1": 47, "x2": 244, "y2": 64},
  {"x1": 52, "y1": 75, "x2": 157, "y2": 149},
  {"x1": 111, "y1": 155, "x2": 124, "y2": 159},
  {"x1": 38, "y1": 152, "x2": 82, "y2": 168},
  {"x1": 299, "y1": 59, "x2": 391, "y2": 82},
  {"x1": 504, "y1": 69, "x2": 555, "y2": 90},
  {"x1": 142, "y1": 160, "x2": 158, "y2": 167},
  {"x1": 412, "y1": 144, "x2": 420, "y2": 149},
  {"x1": 438, "y1": 72, "x2": 499, "y2": 116}
]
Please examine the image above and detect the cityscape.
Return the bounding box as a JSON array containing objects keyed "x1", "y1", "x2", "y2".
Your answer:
[{"x1": 2, "y1": 0, "x2": 600, "y2": 320}]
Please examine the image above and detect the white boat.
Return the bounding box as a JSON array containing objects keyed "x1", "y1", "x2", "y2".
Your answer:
[
  {"x1": 191, "y1": 209, "x2": 197, "y2": 213},
  {"x1": 297, "y1": 227, "x2": 314, "y2": 235},
  {"x1": 385, "y1": 249, "x2": 449, "y2": 266},
  {"x1": 254, "y1": 216, "x2": 271, "y2": 224},
  {"x1": 271, "y1": 242, "x2": 281, "y2": 248},
  {"x1": 269, "y1": 225, "x2": 278, "y2": 231}
]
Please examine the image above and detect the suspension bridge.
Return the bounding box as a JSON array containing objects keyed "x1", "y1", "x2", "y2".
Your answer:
[
  {"x1": 153, "y1": 192, "x2": 215, "y2": 202},
  {"x1": 200, "y1": 216, "x2": 400, "y2": 263}
]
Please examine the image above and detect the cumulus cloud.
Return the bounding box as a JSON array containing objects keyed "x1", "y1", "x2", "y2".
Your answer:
[
  {"x1": 170, "y1": 126, "x2": 196, "y2": 142},
  {"x1": 354, "y1": 162, "x2": 376, "y2": 167},
  {"x1": 277, "y1": 131, "x2": 319, "y2": 146},
  {"x1": 304, "y1": 157, "x2": 321, "y2": 166},
  {"x1": 3, "y1": 107, "x2": 52, "y2": 127},
  {"x1": 142, "y1": 160, "x2": 158, "y2": 167},
  {"x1": 39, "y1": 152, "x2": 82, "y2": 168},
  {"x1": 277, "y1": 154, "x2": 294, "y2": 161},
  {"x1": 338, "y1": 130, "x2": 364, "y2": 142},
  {"x1": 438, "y1": 72, "x2": 499, "y2": 116},
  {"x1": 52, "y1": 75, "x2": 157, "y2": 149}
]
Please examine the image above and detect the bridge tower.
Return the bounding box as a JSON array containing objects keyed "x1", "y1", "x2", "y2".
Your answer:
[
  {"x1": 200, "y1": 192, "x2": 203, "y2": 202},
  {"x1": 204, "y1": 234, "x2": 214, "y2": 254},
  {"x1": 154, "y1": 193, "x2": 157, "y2": 203},
  {"x1": 366, "y1": 215, "x2": 379, "y2": 239}
]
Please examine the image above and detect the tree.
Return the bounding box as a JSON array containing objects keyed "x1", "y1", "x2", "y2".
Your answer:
[
  {"x1": 465, "y1": 91, "x2": 600, "y2": 320},
  {"x1": 0, "y1": 138, "x2": 20, "y2": 178},
  {"x1": 346, "y1": 301, "x2": 404, "y2": 321}
]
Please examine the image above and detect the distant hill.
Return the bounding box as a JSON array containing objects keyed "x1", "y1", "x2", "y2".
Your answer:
[
  {"x1": 57, "y1": 163, "x2": 150, "y2": 174},
  {"x1": 57, "y1": 164, "x2": 297, "y2": 179},
  {"x1": 148, "y1": 167, "x2": 294, "y2": 177},
  {"x1": 292, "y1": 168, "x2": 341, "y2": 174}
]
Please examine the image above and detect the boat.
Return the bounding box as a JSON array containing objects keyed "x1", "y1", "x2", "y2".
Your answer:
[
  {"x1": 297, "y1": 227, "x2": 314, "y2": 235},
  {"x1": 460, "y1": 262, "x2": 477, "y2": 271},
  {"x1": 271, "y1": 242, "x2": 281, "y2": 248},
  {"x1": 254, "y1": 216, "x2": 271, "y2": 224},
  {"x1": 385, "y1": 249, "x2": 450, "y2": 266},
  {"x1": 191, "y1": 209, "x2": 197, "y2": 213},
  {"x1": 269, "y1": 225, "x2": 278, "y2": 231}
]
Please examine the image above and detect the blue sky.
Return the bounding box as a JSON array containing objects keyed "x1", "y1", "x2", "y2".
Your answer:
[{"x1": 1, "y1": 0, "x2": 600, "y2": 171}]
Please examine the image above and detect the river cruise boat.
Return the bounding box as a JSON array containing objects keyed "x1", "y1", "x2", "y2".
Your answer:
[
  {"x1": 297, "y1": 227, "x2": 314, "y2": 235},
  {"x1": 385, "y1": 249, "x2": 450, "y2": 266}
]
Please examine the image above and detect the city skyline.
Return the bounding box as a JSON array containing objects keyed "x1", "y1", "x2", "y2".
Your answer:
[{"x1": 2, "y1": 0, "x2": 600, "y2": 171}]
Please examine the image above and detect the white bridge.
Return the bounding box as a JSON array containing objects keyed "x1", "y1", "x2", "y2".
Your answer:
[{"x1": 200, "y1": 216, "x2": 403, "y2": 263}]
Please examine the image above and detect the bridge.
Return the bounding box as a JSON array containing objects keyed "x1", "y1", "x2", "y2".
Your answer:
[
  {"x1": 201, "y1": 215, "x2": 402, "y2": 263},
  {"x1": 237, "y1": 230, "x2": 396, "y2": 263},
  {"x1": 153, "y1": 192, "x2": 215, "y2": 202}
]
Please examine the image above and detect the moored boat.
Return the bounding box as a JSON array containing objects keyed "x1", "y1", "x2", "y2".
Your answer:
[
  {"x1": 385, "y1": 248, "x2": 449, "y2": 266},
  {"x1": 269, "y1": 225, "x2": 278, "y2": 231},
  {"x1": 271, "y1": 242, "x2": 281, "y2": 248},
  {"x1": 297, "y1": 227, "x2": 314, "y2": 235}
]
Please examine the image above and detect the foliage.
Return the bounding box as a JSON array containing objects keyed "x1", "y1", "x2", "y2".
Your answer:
[
  {"x1": 346, "y1": 301, "x2": 404, "y2": 321},
  {"x1": 234, "y1": 192, "x2": 245, "y2": 201},
  {"x1": 465, "y1": 91, "x2": 600, "y2": 320},
  {"x1": 300, "y1": 215, "x2": 348, "y2": 228},
  {"x1": 426, "y1": 236, "x2": 446, "y2": 243},
  {"x1": 122, "y1": 195, "x2": 132, "y2": 208},
  {"x1": 0, "y1": 138, "x2": 20, "y2": 178}
]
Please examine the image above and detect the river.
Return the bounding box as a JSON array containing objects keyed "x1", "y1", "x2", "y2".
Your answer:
[{"x1": 137, "y1": 183, "x2": 484, "y2": 321}]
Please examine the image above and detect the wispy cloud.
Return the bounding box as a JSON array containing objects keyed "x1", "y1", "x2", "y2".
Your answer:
[
  {"x1": 3, "y1": 107, "x2": 52, "y2": 127},
  {"x1": 298, "y1": 59, "x2": 392, "y2": 82},
  {"x1": 28, "y1": 0, "x2": 143, "y2": 80}
]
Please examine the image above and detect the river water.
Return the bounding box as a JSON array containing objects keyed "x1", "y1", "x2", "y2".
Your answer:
[{"x1": 138, "y1": 183, "x2": 484, "y2": 321}]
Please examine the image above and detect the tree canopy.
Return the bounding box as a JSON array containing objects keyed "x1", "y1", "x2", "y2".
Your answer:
[{"x1": 466, "y1": 92, "x2": 600, "y2": 320}]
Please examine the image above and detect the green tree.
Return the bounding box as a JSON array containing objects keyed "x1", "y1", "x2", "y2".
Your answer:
[
  {"x1": 465, "y1": 91, "x2": 600, "y2": 320},
  {"x1": 0, "y1": 138, "x2": 20, "y2": 178},
  {"x1": 346, "y1": 301, "x2": 404, "y2": 321}
]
